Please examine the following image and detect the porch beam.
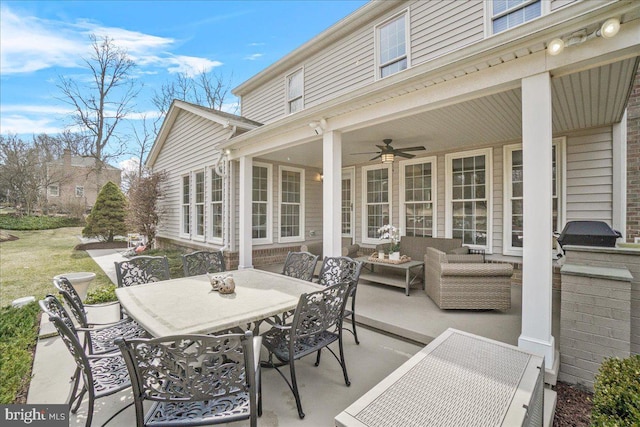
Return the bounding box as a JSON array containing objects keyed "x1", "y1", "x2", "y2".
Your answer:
[
  {"x1": 519, "y1": 72, "x2": 555, "y2": 367},
  {"x1": 238, "y1": 155, "x2": 253, "y2": 269},
  {"x1": 323, "y1": 130, "x2": 342, "y2": 257}
]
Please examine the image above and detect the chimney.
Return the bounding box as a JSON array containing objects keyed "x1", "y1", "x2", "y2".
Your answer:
[{"x1": 63, "y1": 149, "x2": 72, "y2": 167}]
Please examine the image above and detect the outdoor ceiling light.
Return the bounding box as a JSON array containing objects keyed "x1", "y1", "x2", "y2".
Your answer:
[
  {"x1": 547, "y1": 38, "x2": 565, "y2": 56},
  {"x1": 381, "y1": 152, "x2": 395, "y2": 164},
  {"x1": 598, "y1": 18, "x2": 620, "y2": 39}
]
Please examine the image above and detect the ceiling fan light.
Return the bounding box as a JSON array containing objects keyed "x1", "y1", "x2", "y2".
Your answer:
[{"x1": 381, "y1": 153, "x2": 395, "y2": 164}]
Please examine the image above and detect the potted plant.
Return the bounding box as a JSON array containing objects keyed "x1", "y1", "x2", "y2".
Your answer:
[{"x1": 378, "y1": 224, "x2": 401, "y2": 260}]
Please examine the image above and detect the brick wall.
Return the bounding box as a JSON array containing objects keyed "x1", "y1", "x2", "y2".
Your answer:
[{"x1": 627, "y1": 68, "x2": 640, "y2": 242}]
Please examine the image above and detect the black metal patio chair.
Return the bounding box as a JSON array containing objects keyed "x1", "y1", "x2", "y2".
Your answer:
[
  {"x1": 39, "y1": 296, "x2": 131, "y2": 427},
  {"x1": 260, "y1": 282, "x2": 352, "y2": 419},
  {"x1": 281, "y1": 251, "x2": 319, "y2": 282},
  {"x1": 53, "y1": 276, "x2": 148, "y2": 354},
  {"x1": 116, "y1": 331, "x2": 261, "y2": 427},
  {"x1": 317, "y1": 256, "x2": 364, "y2": 344},
  {"x1": 114, "y1": 255, "x2": 170, "y2": 288},
  {"x1": 182, "y1": 250, "x2": 226, "y2": 276}
]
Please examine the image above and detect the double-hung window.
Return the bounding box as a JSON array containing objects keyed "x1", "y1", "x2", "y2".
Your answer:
[
  {"x1": 279, "y1": 166, "x2": 304, "y2": 242},
  {"x1": 210, "y1": 168, "x2": 223, "y2": 242},
  {"x1": 491, "y1": 0, "x2": 542, "y2": 34},
  {"x1": 75, "y1": 185, "x2": 84, "y2": 198},
  {"x1": 194, "y1": 171, "x2": 205, "y2": 239},
  {"x1": 252, "y1": 163, "x2": 272, "y2": 243},
  {"x1": 181, "y1": 175, "x2": 190, "y2": 236},
  {"x1": 286, "y1": 68, "x2": 303, "y2": 114},
  {"x1": 362, "y1": 164, "x2": 392, "y2": 244},
  {"x1": 400, "y1": 157, "x2": 436, "y2": 237},
  {"x1": 503, "y1": 138, "x2": 565, "y2": 255},
  {"x1": 48, "y1": 184, "x2": 59, "y2": 197},
  {"x1": 376, "y1": 12, "x2": 408, "y2": 79},
  {"x1": 446, "y1": 148, "x2": 492, "y2": 250}
]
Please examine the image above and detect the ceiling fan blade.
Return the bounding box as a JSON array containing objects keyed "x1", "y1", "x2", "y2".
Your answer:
[
  {"x1": 395, "y1": 152, "x2": 416, "y2": 159},
  {"x1": 375, "y1": 144, "x2": 387, "y2": 150},
  {"x1": 395, "y1": 146, "x2": 426, "y2": 152},
  {"x1": 350, "y1": 151, "x2": 379, "y2": 155},
  {"x1": 369, "y1": 154, "x2": 382, "y2": 161}
]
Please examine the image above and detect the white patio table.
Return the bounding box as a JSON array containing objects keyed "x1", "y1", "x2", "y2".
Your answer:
[{"x1": 115, "y1": 268, "x2": 323, "y2": 337}]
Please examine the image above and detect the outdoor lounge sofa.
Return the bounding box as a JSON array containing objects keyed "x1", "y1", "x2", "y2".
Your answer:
[
  {"x1": 300, "y1": 239, "x2": 360, "y2": 276},
  {"x1": 425, "y1": 247, "x2": 513, "y2": 310}
]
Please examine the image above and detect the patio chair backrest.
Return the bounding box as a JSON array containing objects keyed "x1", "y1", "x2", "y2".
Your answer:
[
  {"x1": 39, "y1": 296, "x2": 88, "y2": 370},
  {"x1": 282, "y1": 251, "x2": 319, "y2": 282},
  {"x1": 53, "y1": 276, "x2": 90, "y2": 327},
  {"x1": 114, "y1": 255, "x2": 170, "y2": 288},
  {"x1": 317, "y1": 257, "x2": 363, "y2": 288},
  {"x1": 291, "y1": 282, "x2": 351, "y2": 341},
  {"x1": 116, "y1": 332, "x2": 258, "y2": 427},
  {"x1": 181, "y1": 250, "x2": 225, "y2": 277}
]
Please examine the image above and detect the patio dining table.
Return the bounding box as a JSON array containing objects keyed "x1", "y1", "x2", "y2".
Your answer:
[{"x1": 115, "y1": 268, "x2": 324, "y2": 337}]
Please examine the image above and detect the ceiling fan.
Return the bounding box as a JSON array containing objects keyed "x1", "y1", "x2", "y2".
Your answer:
[{"x1": 352, "y1": 139, "x2": 426, "y2": 162}]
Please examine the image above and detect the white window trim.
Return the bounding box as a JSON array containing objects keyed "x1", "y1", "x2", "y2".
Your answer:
[
  {"x1": 502, "y1": 137, "x2": 566, "y2": 256},
  {"x1": 483, "y1": 0, "x2": 549, "y2": 37},
  {"x1": 374, "y1": 9, "x2": 410, "y2": 80},
  {"x1": 193, "y1": 169, "x2": 206, "y2": 242},
  {"x1": 208, "y1": 166, "x2": 224, "y2": 245},
  {"x1": 278, "y1": 165, "x2": 305, "y2": 243},
  {"x1": 252, "y1": 162, "x2": 273, "y2": 245},
  {"x1": 285, "y1": 67, "x2": 304, "y2": 115},
  {"x1": 48, "y1": 184, "x2": 59, "y2": 197},
  {"x1": 361, "y1": 163, "x2": 393, "y2": 245},
  {"x1": 342, "y1": 166, "x2": 356, "y2": 240},
  {"x1": 445, "y1": 147, "x2": 493, "y2": 253},
  {"x1": 180, "y1": 174, "x2": 191, "y2": 239},
  {"x1": 399, "y1": 156, "x2": 437, "y2": 238}
]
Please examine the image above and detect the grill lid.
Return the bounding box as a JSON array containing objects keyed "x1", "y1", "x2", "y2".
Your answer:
[{"x1": 557, "y1": 221, "x2": 621, "y2": 248}]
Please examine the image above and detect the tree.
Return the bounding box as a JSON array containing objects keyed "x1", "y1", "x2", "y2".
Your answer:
[
  {"x1": 126, "y1": 171, "x2": 168, "y2": 247},
  {"x1": 83, "y1": 181, "x2": 127, "y2": 242},
  {"x1": 57, "y1": 34, "x2": 140, "y2": 194}
]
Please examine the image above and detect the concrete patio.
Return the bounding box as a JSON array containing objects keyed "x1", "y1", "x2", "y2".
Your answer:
[{"x1": 28, "y1": 248, "x2": 559, "y2": 426}]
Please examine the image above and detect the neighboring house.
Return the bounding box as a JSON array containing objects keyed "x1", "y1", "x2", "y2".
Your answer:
[
  {"x1": 46, "y1": 149, "x2": 122, "y2": 213},
  {"x1": 147, "y1": 0, "x2": 640, "y2": 371}
]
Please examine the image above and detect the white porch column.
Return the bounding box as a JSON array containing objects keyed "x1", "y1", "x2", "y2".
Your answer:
[
  {"x1": 612, "y1": 110, "x2": 627, "y2": 241},
  {"x1": 519, "y1": 72, "x2": 556, "y2": 368},
  {"x1": 323, "y1": 130, "x2": 342, "y2": 257},
  {"x1": 238, "y1": 155, "x2": 253, "y2": 269}
]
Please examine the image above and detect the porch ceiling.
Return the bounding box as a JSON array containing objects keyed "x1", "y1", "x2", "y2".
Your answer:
[{"x1": 259, "y1": 57, "x2": 638, "y2": 169}]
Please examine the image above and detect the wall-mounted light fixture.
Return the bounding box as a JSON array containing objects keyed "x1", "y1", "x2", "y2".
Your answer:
[
  {"x1": 547, "y1": 17, "x2": 620, "y2": 56},
  {"x1": 308, "y1": 118, "x2": 328, "y2": 135}
]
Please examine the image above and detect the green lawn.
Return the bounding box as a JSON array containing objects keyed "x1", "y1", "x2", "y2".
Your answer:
[{"x1": 0, "y1": 227, "x2": 113, "y2": 307}]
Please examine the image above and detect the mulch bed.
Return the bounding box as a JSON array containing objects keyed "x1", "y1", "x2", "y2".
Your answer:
[
  {"x1": 74, "y1": 241, "x2": 128, "y2": 250},
  {"x1": 553, "y1": 381, "x2": 593, "y2": 426}
]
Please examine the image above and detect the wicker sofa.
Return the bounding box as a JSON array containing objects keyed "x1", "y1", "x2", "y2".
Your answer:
[{"x1": 425, "y1": 247, "x2": 513, "y2": 310}]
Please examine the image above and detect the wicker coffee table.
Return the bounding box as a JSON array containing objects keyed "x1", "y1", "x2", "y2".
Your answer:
[{"x1": 356, "y1": 256, "x2": 424, "y2": 296}]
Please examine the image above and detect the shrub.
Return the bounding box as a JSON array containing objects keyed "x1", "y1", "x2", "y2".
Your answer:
[
  {"x1": 83, "y1": 181, "x2": 127, "y2": 242},
  {"x1": 591, "y1": 355, "x2": 640, "y2": 426},
  {"x1": 85, "y1": 285, "x2": 117, "y2": 304},
  {"x1": 0, "y1": 302, "x2": 40, "y2": 404},
  {"x1": 0, "y1": 214, "x2": 83, "y2": 230}
]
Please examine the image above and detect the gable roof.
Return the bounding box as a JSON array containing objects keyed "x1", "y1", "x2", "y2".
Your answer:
[{"x1": 145, "y1": 100, "x2": 262, "y2": 167}]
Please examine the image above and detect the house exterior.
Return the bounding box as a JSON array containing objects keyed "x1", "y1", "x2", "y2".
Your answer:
[
  {"x1": 46, "y1": 149, "x2": 122, "y2": 213},
  {"x1": 147, "y1": 0, "x2": 640, "y2": 370}
]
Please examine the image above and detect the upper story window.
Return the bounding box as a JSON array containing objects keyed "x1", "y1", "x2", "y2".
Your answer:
[
  {"x1": 377, "y1": 12, "x2": 408, "y2": 79},
  {"x1": 75, "y1": 185, "x2": 84, "y2": 198},
  {"x1": 286, "y1": 68, "x2": 304, "y2": 114},
  {"x1": 48, "y1": 184, "x2": 59, "y2": 197},
  {"x1": 492, "y1": 0, "x2": 542, "y2": 34}
]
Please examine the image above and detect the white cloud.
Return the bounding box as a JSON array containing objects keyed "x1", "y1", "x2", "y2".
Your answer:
[
  {"x1": 164, "y1": 55, "x2": 223, "y2": 77},
  {"x1": 244, "y1": 53, "x2": 264, "y2": 61},
  {"x1": 119, "y1": 157, "x2": 140, "y2": 173},
  {"x1": 0, "y1": 115, "x2": 66, "y2": 135}
]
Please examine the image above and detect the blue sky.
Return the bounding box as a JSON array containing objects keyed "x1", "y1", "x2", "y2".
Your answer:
[{"x1": 0, "y1": 0, "x2": 367, "y2": 164}]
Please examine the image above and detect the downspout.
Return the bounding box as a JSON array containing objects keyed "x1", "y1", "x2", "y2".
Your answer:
[{"x1": 214, "y1": 123, "x2": 236, "y2": 252}]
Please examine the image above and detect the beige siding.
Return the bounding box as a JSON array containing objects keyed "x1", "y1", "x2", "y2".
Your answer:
[
  {"x1": 240, "y1": 78, "x2": 285, "y2": 124},
  {"x1": 565, "y1": 127, "x2": 613, "y2": 223},
  {"x1": 550, "y1": 0, "x2": 578, "y2": 11},
  {"x1": 411, "y1": 0, "x2": 484, "y2": 65},
  {"x1": 153, "y1": 110, "x2": 229, "y2": 244}
]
